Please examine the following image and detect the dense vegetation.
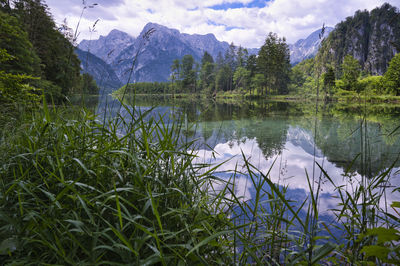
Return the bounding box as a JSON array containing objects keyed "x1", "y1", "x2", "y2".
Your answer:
[
  {"x1": 0, "y1": 0, "x2": 98, "y2": 104},
  {"x1": 1, "y1": 0, "x2": 400, "y2": 264}
]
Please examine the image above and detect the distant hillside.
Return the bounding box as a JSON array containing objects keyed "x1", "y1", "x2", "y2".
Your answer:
[
  {"x1": 289, "y1": 27, "x2": 333, "y2": 65},
  {"x1": 75, "y1": 48, "x2": 122, "y2": 91},
  {"x1": 317, "y1": 3, "x2": 400, "y2": 75}
]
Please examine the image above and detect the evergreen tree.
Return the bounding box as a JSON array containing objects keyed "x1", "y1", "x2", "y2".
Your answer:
[
  {"x1": 215, "y1": 65, "x2": 231, "y2": 92},
  {"x1": 201, "y1": 51, "x2": 214, "y2": 66},
  {"x1": 81, "y1": 73, "x2": 99, "y2": 95},
  {"x1": 200, "y1": 52, "x2": 215, "y2": 91},
  {"x1": 237, "y1": 46, "x2": 248, "y2": 68},
  {"x1": 257, "y1": 32, "x2": 291, "y2": 95},
  {"x1": 323, "y1": 66, "x2": 336, "y2": 98},
  {"x1": 215, "y1": 51, "x2": 224, "y2": 71},
  {"x1": 341, "y1": 55, "x2": 361, "y2": 91},
  {"x1": 181, "y1": 54, "x2": 196, "y2": 92},
  {"x1": 0, "y1": 48, "x2": 39, "y2": 105},
  {"x1": 13, "y1": 0, "x2": 81, "y2": 96},
  {"x1": 383, "y1": 53, "x2": 400, "y2": 95},
  {"x1": 246, "y1": 54, "x2": 257, "y2": 95},
  {"x1": 233, "y1": 66, "x2": 250, "y2": 91}
]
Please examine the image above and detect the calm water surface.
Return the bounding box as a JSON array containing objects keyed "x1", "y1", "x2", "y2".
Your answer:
[{"x1": 87, "y1": 94, "x2": 400, "y2": 216}]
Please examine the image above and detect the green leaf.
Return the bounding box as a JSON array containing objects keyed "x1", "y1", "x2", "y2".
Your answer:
[
  {"x1": 365, "y1": 227, "x2": 400, "y2": 244},
  {"x1": 0, "y1": 238, "x2": 17, "y2": 255},
  {"x1": 311, "y1": 242, "x2": 336, "y2": 265},
  {"x1": 361, "y1": 245, "x2": 390, "y2": 260},
  {"x1": 391, "y1": 201, "x2": 400, "y2": 208}
]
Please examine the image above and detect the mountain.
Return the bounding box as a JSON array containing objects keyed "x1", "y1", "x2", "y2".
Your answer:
[
  {"x1": 317, "y1": 3, "x2": 400, "y2": 75},
  {"x1": 111, "y1": 23, "x2": 230, "y2": 84},
  {"x1": 289, "y1": 27, "x2": 333, "y2": 65},
  {"x1": 75, "y1": 48, "x2": 122, "y2": 91},
  {"x1": 78, "y1": 29, "x2": 135, "y2": 64},
  {"x1": 77, "y1": 23, "x2": 334, "y2": 86},
  {"x1": 78, "y1": 23, "x2": 230, "y2": 84}
]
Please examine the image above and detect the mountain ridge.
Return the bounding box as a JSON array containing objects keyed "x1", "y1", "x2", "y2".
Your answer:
[
  {"x1": 78, "y1": 23, "x2": 333, "y2": 85},
  {"x1": 289, "y1": 27, "x2": 334, "y2": 65}
]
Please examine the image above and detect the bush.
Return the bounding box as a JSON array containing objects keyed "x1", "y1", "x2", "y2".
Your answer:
[
  {"x1": 29, "y1": 78, "x2": 63, "y2": 103},
  {"x1": 358, "y1": 75, "x2": 384, "y2": 94}
]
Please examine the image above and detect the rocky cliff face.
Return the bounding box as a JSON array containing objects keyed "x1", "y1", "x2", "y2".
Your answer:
[
  {"x1": 78, "y1": 29, "x2": 135, "y2": 64},
  {"x1": 289, "y1": 27, "x2": 333, "y2": 65},
  {"x1": 75, "y1": 48, "x2": 122, "y2": 91},
  {"x1": 317, "y1": 3, "x2": 400, "y2": 75}
]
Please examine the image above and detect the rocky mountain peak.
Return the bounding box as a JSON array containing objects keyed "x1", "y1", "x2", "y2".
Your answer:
[
  {"x1": 78, "y1": 29, "x2": 135, "y2": 64},
  {"x1": 289, "y1": 27, "x2": 334, "y2": 65}
]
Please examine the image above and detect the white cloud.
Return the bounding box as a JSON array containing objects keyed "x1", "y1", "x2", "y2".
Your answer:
[{"x1": 45, "y1": 0, "x2": 400, "y2": 48}]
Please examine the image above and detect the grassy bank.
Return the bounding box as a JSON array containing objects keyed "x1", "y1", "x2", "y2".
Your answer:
[
  {"x1": 1, "y1": 99, "x2": 399, "y2": 264},
  {"x1": 113, "y1": 85, "x2": 400, "y2": 105}
]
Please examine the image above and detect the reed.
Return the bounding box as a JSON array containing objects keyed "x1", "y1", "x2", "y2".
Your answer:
[{"x1": 1, "y1": 96, "x2": 399, "y2": 265}]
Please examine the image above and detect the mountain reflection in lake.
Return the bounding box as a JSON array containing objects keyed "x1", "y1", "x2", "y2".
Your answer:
[{"x1": 95, "y1": 94, "x2": 400, "y2": 215}]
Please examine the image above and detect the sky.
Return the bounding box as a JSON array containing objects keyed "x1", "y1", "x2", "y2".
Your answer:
[{"x1": 45, "y1": 0, "x2": 400, "y2": 48}]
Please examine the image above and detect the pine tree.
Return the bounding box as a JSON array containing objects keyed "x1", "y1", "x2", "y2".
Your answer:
[
  {"x1": 257, "y1": 32, "x2": 291, "y2": 95},
  {"x1": 341, "y1": 55, "x2": 361, "y2": 91},
  {"x1": 181, "y1": 55, "x2": 196, "y2": 92}
]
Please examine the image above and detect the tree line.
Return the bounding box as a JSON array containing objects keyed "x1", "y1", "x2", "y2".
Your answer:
[
  {"x1": 290, "y1": 53, "x2": 400, "y2": 100},
  {"x1": 169, "y1": 33, "x2": 291, "y2": 96}
]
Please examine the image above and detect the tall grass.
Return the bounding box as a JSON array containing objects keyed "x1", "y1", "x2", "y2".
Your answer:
[
  {"x1": 1, "y1": 95, "x2": 400, "y2": 264},
  {"x1": 0, "y1": 99, "x2": 235, "y2": 264}
]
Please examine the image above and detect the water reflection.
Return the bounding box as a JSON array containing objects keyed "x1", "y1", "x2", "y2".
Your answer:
[{"x1": 94, "y1": 94, "x2": 400, "y2": 215}]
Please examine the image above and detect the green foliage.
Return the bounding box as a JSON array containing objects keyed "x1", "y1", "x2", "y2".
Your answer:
[
  {"x1": 0, "y1": 48, "x2": 40, "y2": 106},
  {"x1": 81, "y1": 73, "x2": 99, "y2": 95},
  {"x1": 316, "y1": 3, "x2": 400, "y2": 76},
  {"x1": 257, "y1": 32, "x2": 291, "y2": 95},
  {"x1": 0, "y1": 104, "x2": 234, "y2": 264},
  {"x1": 0, "y1": 10, "x2": 40, "y2": 75},
  {"x1": 12, "y1": 0, "x2": 81, "y2": 96},
  {"x1": 359, "y1": 227, "x2": 400, "y2": 263},
  {"x1": 383, "y1": 53, "x2": 400, "y2": 95},
  {"x1": 341, "y1": 55, "x2": 361, "y2": 91},
  {"x1": 358, "y1": 75, "x2": 384, "y2": 94},
  {"x1": 29, "y1": 78, "x2": 62, "y2": 102},
  {"x1": 181, "y1": 54, "x2": 196, "y2": 92},
  {"x1": 200, "y1": 62, "x2": 215, "y2": 93},
  {"x1": 323, "y1": 66, "x2": 336, "y2": 96},
  {"x1": 215, "y1": 65, "x2": 232, "y2": 92},
  {"x1": 0, "y1": 1, "x2": 84, "y2": 102},
  {"x1": 201, "y1": 51, "x2": 214, "y2": 66},
  {"x1": 115, "y1": 82, "x2": 171, "y2": 95},
  {"x1": 233, "y1": 66, "x2": 250, "y2": 91}
]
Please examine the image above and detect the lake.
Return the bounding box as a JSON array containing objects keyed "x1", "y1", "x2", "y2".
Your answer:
[{"x1": 87, "y1": 94, "x2": 400, "y2": 218}]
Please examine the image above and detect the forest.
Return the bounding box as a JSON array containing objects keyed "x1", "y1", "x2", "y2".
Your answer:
[{"x1": 0, "y1": 0, "x2": 98, "y2": 109}]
